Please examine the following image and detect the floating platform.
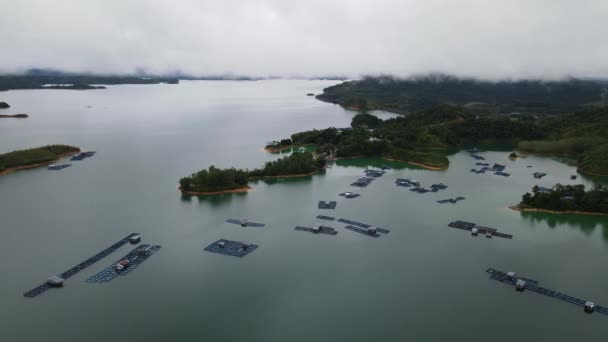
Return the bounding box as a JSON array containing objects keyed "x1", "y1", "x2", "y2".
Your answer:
[
  {"x1": 23, "y1": 233, "x2": 139, "y2": 298},
  {"x1": 491, "y1": 163, "x2": 506, "y2": 172},
  {"x1": 364, "y1": 169, "x2": 386, "y2": 178},
  {"x1": 381, "y1": 165, "x2": 392, "y2": 170},
  {"x1": 494, "y1": 171, "x2": 510, "y2": 177},
  {"x1": 470, "y1": 154, "x2": 486, "y2": 160},
  {"x1": 475, "y1": 162, "x2": 490, "y2": 166},
  {"x1": 204, "y1": 239, "x2": 258, "y2": 258},
  {"x1": 318, "y1": 201, "x2": 337, "y2": 209},
  {"x1": 350, "y1": 177, "x2": 375, "y2": 187},
  {"x1": 437, "y1": 196, "x2": 466, "y2": 204},
  {"x1": 486, "y1": 268, "x2": 608, "y2": 315},
  {"x1": 448, "y1": 220, "x2": 513, "y2": 239},
  {"x1": 410, "y1": 187, "x2": 430, "y2": 194},
  {"x1": 86, "y1": 244, "x2": 161, "y2": 283},
  {"x1": 47, "y1": 164, "x2": 71, "y2": 170},
  {"x1": 337, "y1": 218, "x2": 390, "y2": 234},
  {"x1": 339, "y1": 192, "x2": 360, "y2": 199},
  {"x1": 395, "y1": 178, "x2": 419, "y2": 187},
  {"x1": 225, "y1": 218, "x2": 265, "y2": 228},
  {"x1": 70, "y1": 151, "x2": 96, "y2": 161},
  {"x1": 295, "y1": 225, "x2": 338, "y2": 235},
  {"x1": 316, "y1": 215, "x2": 335, "y2": 221},
  {"x1": 533, "y1": 172, "x2": 547, "y2": 179}
]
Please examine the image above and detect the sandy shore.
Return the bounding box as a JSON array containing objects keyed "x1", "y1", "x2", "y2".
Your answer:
[
  {"x1": 381, "y1": 157, "x2": 448, "y2": 170},
  {"x1": 0, "y1": 150, "x2": 80, "y2": 176},
  {"x1": 179, "y1": 186, "x2": 252, "y2": 196},
  {"x1": 509, "y1": 205, "x2": 608, "y2": 217}
]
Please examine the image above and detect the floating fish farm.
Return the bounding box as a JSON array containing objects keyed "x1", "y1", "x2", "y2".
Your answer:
[
  {"x1": 204, "y1": 239, "x2": 258, "y2": 258},
  {"x1": 475, "y1": 162, "x2": 490, "y2": 166},
  {"x1": 395, "y1": 178, "x2": 420, "y2": 188},
  {"x1": 86, "y1": 244, "x2": 161, "y2": 283},
  {"x1": 486, "y1": 268, "x2": 608, "y2": 315},
  {"x1": 23, "y1": 233, "x2": 139, "y2": 298},
  {"x1": 295, "y1": 225, "x2": 338, "y2": 235},
  {"x1": 408, "y1": 183, "x2": 448, "y2": 194},
  {"x1": 381, "y1": 165, "x2": 392, "y2": 170},
  {"x1": 533, "y1": 172, "x2": 547, "y2": 179},
  {"x1": 225, "y1": 218, "x2": 266, "y2": 228},
  {"x1": 437, "y1": 197, "x2": 466, "y2": 204},
  {"x1": 470, "y1": 154, "x2": 486, "y2": 160},
  {"x1": 338, "y1": 218, "x2": 390, "y2": 237},
  {"x1": 350, "y1": 177, "x2": 375, "y2": 187},
  {"x1": 47, "y1": 164, "x2": 71, "y2": 170},
  {"x1": 318, "y1": 201, "x2": 337, "y2": 209},
  {"x1": 339, "y1": 192, "x2": 360, "y2": 199},
  {"x1": 363, "y1": 169, "x2": 386, "y2": 178},
  {"x1": 448, "y1": 220, "x2": 513, "y2": 239},
  {"x1": 70, "y1": 151, "x2": 96, "y2": 161},
  {"x1": 316, "y1": 215, "x2": 335, "y2": 221}
]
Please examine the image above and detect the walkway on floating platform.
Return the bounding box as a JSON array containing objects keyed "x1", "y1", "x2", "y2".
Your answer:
[
  {"x1": 225, "y1": 218, "x2": 265, "y2": 227},
  {"x1": 86, "y1": 244, "x2": 161, "y2": 283},
  {"x1": 437, "y1": 197, "x2": 466, "y2": 204},
  {"x1": 486, "y1": 268, "x2": 608, "y2": 315},
  {"x1": 295, "y1": 226, "x2": 338, "y2": 235},
  {"x1": 24, "y1": 233, "x2": 139, "y2": 298},
  {"x1": 448, "y1": 221, "x2": 513, "y2": 239},
  {"x1": 350, "y1": 177, "x2": 375, "y2": 187},
  {"x1": 204, "y1": 239, "x2": 258, "y2": 258}
]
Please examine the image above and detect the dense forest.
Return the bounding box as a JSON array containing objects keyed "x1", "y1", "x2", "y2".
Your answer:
[
  {"x1": 0, "y1": 70, "x2": 178, "y2": 91},
  {"x1": 180, "y1": 152, "x2": 326, "y2": 193},
  {"x1": 317, "y1": 74, "x2": 606, "y2": 114},
  {"x1": 285, "y1": 104, "x2": 554, "y2": 169},
  {"x1": 520, "y1": 184, "x2": 608, "y2": 214},
  {"x1": 0, "y1": 145, "x2": 80, "y2": 173}
]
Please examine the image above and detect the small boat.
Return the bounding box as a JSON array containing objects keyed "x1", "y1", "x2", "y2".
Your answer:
[
  {"x1": 114, "y1": 259, "x2": 130, "y2": 271},
  {"x1": 47, "y1": 164, "x2": 71, "y2": 170}
]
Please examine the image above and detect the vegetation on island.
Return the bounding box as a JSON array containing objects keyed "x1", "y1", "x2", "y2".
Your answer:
[
  {"x1": 179, "y1": 152, "x2": 326, "y2": 193},
  {"x1": 0, "y1": 101, "x2": 9, "y2": 108},
  {"x1": 317, "y1": 74, "x2": 607, "y2": 114},
  {"x1": 265, "y1": 138, "x2": 293, "y2": 149},
  {"x1": 0, "y1": 145, "x2": 80, "y2": 173},
  {"x1": 0, "y1": 70, "x2": 178, "y2": 91},
  {"x1": 519, "y1": 184, "x2": 608, "y2": 214}
]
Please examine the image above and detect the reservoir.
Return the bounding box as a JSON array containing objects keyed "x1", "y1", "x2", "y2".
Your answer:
[{"x1": 1, "y1": 80, "x2": 607, "y2": 341}]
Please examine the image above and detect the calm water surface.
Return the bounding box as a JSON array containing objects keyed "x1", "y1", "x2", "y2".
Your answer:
[{"x1": 1, "y1": 80, "x2": 607, "y2": 341}]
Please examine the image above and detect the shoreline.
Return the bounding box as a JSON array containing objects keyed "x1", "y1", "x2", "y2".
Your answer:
[
  {"x1": 0, "y1": 150, "x2": 80, "y2": 176},
  {"x1": 509, "y1": 205, "x2": 608, "y2": 217},
  {"x1": 381, "y1": 157, "x2": 448, "y2": 170},
  {"x1": 577, "y1": 168, "x2": 608, "y2": 177},
  {"x1": 179, "y1": 186, "x2": 252, "y2": 196},
  {"x1": 263, "y1": 144, "x2": 310, "y2": 153},
  {"x1": 516, "y1": 149, "x2": 608, "y2": 177},
  {"x1": 249, "y1": 169, "x2": 322, "y2": 180}
]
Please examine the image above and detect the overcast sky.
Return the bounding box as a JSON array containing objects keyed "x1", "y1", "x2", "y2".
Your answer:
[{"x1": 1, "y1": 0, "x2": 607, "y2": 79}]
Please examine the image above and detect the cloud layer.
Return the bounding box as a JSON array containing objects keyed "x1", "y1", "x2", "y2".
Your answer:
[{"x1": 1, "y1": 0, "x2": 607, "y2": 79}]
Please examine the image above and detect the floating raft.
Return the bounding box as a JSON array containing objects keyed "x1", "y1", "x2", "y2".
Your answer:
[
  {"x1": 486, "y1": 268, "x2": 608, "y2": 315},
  {"x1": 470, "y1": 154, "x2": 486, "y2": 160},
  {"x1": 225, "y1": 218, "x2": 265, "y2": 228},
  {"x1": 47, "y1": 164, "x2": 71, "y2": 170},
  {"x1": 338, "y1": 218, "x2": 390, "y2": 234},
  {"x1": 204, "y1": 239, "x2": 258, "y2": 258},
  {"x1": 70, "y1": 151, "x2": 96, "y2": 161},
  {"x1": 295, "y1": 225, "x2": 338, "y2": 235},
  {"x1": 318, "y1": 201, "x2": 337, "y2": 209},
  {"x1": 395, "y1": 178, "x2": 420, "y2": 188},
  {"x1": 86, "y1": 244, "x2": 161, "y2": 283},
  {"x1": 494, "y1": 171, "x2": 511, "y2": 177},
  {"x1": 437, "y1": 196, "x2": 466, "y2": 204},
  {"x1": 350, "y1": 177, "x2": 375, "y2": 187},
  {"x1": 475, "y1": 162, "x2": 490, "y2": 166},
  {"x1": 533, "y1": 172, "x2": 547, "y2": 179},
  {"x1": 364, "y1": 169, "x2": 386, "y2": 178},
  {"x1": 448, "y1": 220, "x2": 513, "y2": 239},
  {"x1": 24, "y1": 233, "x2": 139, "y2": 298},
  {"x1": 339, "y1": 192, "x2": 360, "y2": 199},
  {"x1": 316, "y1": 215, "x2": 335, "y2": 221},
  {"x1": 344, "y1": 225, "x2": 384, "y2": 238}
]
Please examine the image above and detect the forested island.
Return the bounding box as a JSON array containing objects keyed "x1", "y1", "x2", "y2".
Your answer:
[
  {"x1": 514, "y1": 184, "x2": 608, "y2": 215},
  {"x1": 0, "y1": 145, "x2": 80, "y2": 175},
  {"x1": 317, "y1": 74, "x2": 607, "y2": 114},
  {"x1": 0, "y1": 70, "x2": 178, "y2": 91},
  {"x1": 0, "y1": 114, "x2": 28, "y2": 118},
  {"x1": 0, "y1": 101, "x2": 9, "y2": 108},
  {"x1": 179, "y1": 152, "x2": 326, "y2": 195}
]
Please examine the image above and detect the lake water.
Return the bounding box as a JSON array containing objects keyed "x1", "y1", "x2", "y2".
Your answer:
[{"x1": 1, "y1": 80, "x2": 607, "y2": 341}]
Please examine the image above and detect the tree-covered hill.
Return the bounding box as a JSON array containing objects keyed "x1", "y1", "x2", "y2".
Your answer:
[{"x1": 317, "y1": 74, "x2": 606, "y2": 114}]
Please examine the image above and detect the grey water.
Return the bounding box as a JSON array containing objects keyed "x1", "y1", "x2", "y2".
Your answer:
[{"x1": 0, "y1": 80, "x2": 607, "y2": 341}]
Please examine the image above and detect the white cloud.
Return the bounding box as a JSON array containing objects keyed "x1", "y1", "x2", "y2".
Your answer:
[{"x1": 1, "y1": 0, "x2": 607, "y2": 79}]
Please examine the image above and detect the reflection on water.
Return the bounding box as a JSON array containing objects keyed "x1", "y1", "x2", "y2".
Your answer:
[{"x1": 520, "y1": 210, "x2": 608, "y2": 240}]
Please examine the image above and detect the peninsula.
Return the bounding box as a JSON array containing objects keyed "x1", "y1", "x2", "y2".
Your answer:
[
  {"x1": 513, "y1": 184, "x2": 608, "y2": 216},
  {"x1": 179, "y1": 151, "x2": 326, "y2": 195},
  {"x1": 0, "y1": 145, "x2": 81, "y2": 175}
]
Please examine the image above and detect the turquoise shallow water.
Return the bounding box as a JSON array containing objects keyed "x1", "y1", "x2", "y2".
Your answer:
[{"x1": 1, "y1": 80, "x2": 607, "y2": 341}]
